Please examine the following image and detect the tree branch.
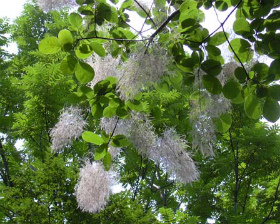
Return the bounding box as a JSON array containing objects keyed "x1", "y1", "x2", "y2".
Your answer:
[
  {"x1": 262, "y1": 178, "x2": 280, "y2": 223},
  {"x1": 133, "y1": 0, "x2": 157, "y2": 29}
]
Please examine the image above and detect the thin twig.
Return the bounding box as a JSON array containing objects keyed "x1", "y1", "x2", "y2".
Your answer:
[{"x1": 134, "y1": 0, "x2": 157, "y2": 29}]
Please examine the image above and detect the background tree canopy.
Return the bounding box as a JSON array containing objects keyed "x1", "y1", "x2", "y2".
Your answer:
[{"x1": 1, "y1": 0, "x2": 280, "y2": 223}]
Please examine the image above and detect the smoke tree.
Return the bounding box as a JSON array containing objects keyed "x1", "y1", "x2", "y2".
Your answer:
[{"x1": 1, "y1": 0, "x2": 280, "y2": 223}]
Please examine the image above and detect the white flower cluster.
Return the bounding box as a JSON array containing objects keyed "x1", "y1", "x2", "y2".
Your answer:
[
  {"x1": 117, "y1": 46, "x2": 170, "y2": 100},
  {"x1": 149, "y1": 128, "x2": 199, "y2": 184},
  {"x1": 37, "y1": 0, "x2": 77, "y2": 12},
  {"x1": 88, "y1": 55, "x2": 121, "y2": 89},
  {"x1": 89, "y1": 45, "x2": 170, "y2": 100},
  {"x1": 190, "y1": 91, "x2": 231, "y2": 156},
  {"x1": 100, "y1": 114, "x2": 199, "y2": 184},
  {"x1": 50, "y1": 106, "x2": 87, "y2": 152},
  {"x1": 75, "y1": 161, "x2": 113, "y2": 213}
]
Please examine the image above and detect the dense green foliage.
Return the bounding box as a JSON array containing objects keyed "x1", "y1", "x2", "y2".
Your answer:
[{"x1": 1, "y1": 0, "x2": 280, "y2": 223}]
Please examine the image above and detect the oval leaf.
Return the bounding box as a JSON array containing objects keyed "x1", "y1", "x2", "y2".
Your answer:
[
  {"x1": 103, "y1": 152, "x2": 112, "y2": 170},
  {"x1": 263, "y1": 99, "x2": 280, "y2": 122},
  {"x1": 60, "y1": 55, "x2": 78, "y2": 75},
  {"x1": 82, "y1": 131, "x2": 104, "y2": 145},
  {"x1": 90, "y1": 41, "x2": 106, "y2": 57},
  {"x1": 213, "y1": 112, "x2": 232, "y2": 133},
  {"x1": 201, "y1": 59, "x2": 222, "y2": 76},
  {"x1": 233, "y1": 18, "x2": 251, "y2": 35},
  {"x1": 269, "y1": 85, "x2": 280, "y2": 101},
  {"x1": 69, "y1": 13, "x2": 83, "y2": 28},
  {"x1": 244, "y1": 95, "x2": 262, "y2": 119},
  {"x1": 223, "y1": 80, "x2": 241, "y2": 99},
  {"x1": 202, "y1": 75, "x2": 222, "y2": 95},
  {"x1": 75, "y1": 61, "x2": 94, "y2": 84},
  {"x1": 39, "y1": 37, "x2": 61, "y2": 54}
]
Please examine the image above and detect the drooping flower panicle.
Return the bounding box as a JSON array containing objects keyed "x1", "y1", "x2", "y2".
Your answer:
[
  {"x1": 75, "y1": 161, "x2": 113, "y2": 213},
  {"x1": 100, "y1": 114, "x2": 199, "y2": 184},
  {"x1": 50, "y1": 106, "x2": 87, "y2": 152},
  {"x1": 150, "y1": 128, "x2": 199, "y2": 184}
]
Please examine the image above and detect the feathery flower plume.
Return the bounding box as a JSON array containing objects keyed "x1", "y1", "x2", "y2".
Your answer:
[
  {"x1": 149, "y1": 128, "x2": 199, "y2": 184},
  {"x1": 75, "y1": 161, "x2": 113, "y2": 213},
  {"x1": 36, "y1": 0, "x2": 77, "y2": 12},
  {"x1": 190, "y1": 90, "x2": 231, "y2": 156},
  {"x1": 100, "y1": 113, "x2": 157, "y2": 156},
  {"x1": 88, "y1": 55, "x2": 121, "y2": 89},
  {"x1": 101, "y1": 115, "x2": 199, "y2": 184},
  {"x1": 117, "y1": 45, "x2": 170, "y2": 100},
  {"x1": 50, "y1": 106, "x2": 87, "y2": 152}
]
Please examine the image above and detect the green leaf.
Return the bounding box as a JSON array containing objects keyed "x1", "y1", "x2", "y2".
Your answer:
[
  {"x1": 244, "y1": 95, "x2": 262, "y2": 119},
  {"x1": 201, "y1": 59, "x2": 222, "y2": 76},
  {"x1": 234, "y1": 67, "x2": 247, "y2": 83},
  {"x1": 39, "y1": 37, "x2": 61, "y2": 54},
  {"x1": 180, "y1": 0, "x2": 197, "y2": 14},
  {"x1": 231, "y1": 92, "x2": 244, "y2": 104},
  {"x1": 251, "y1": 63, "x2": 269, "y2": 81},
  {"x1": 75, "y1": 43, "x2": 93, "y2": 59},
  {"x1": 60, "y1": 55, "x2": 77, "y2": 75},
  {"x1": 90, "y1": 41, "x2": 106, "y2": 57},
  {"x1": 79, "y1": 85, "x2": 94, "y2": 98},
  {"x1": 269, "y1": 59, "x2": 280, "y2": 80},
  {"x1": 256, "y1": 86, "x2": 268, "y2": 98},
  {"x1": 215, "y1": 1, "x2": 228, "y2": 11},
  {"x1": 82, "y1": 131, "x2": 104, "y2": 145},
  {"x1": 269, "y1": 85, "x2": 280, "y2": 101},
  {"x1": 69, "y1": 13, "x2": 83, "y2": 28},
  {"x1": 233, "y1": 18, "x2": 251, "y2": 35},
  {"x1": 202, "y1": 75, "x2": 222, "y2": 95},
  {"x1": 209, "y1": 31, "x2": 229, "y2": 46},
  {"x1": 263, "y1": 99, "x2": 280, "y2": 122},
  {"x1": 206, "y1": 45, "x2": 221, "y2": 56},
  {"x1": 229, "y1": 38, "x2": 253, "y2": 63},
  {"x1": 213, "y1": 112, "x2": 232, "y2": 133},
  {"x1": 75, "y1": 61, "x2": 94, "y2": 84},
  {"x1": 103, "y1": 106, "x2": 117, "y2": 118},
  {"x1": 222, "y1": 80, "x2": 241, "y2": 99},
  {"x1": 116, "y1": 107, "x2": 128, "y2": 118},
  {"x1": 155, "y1": 0, "x2": 165, "y2": 8},
  {"x1": 91, "y1": 103, "x2": 103, "y2": 119},
  {"x1": 103, "y1": 152, "x2": 112, "y2": 170},
  {"x1": 58, "y1": 30, "x2": 73, "y2": 51},
  {"x1": 126, "y1": 100, "x2": 143, "y2": 111},
  {"x1": 94, "y1": 145, "x2": 107, "y2": 160},
  {"x1": 111, "y1": 135, "x2": 131, "y2": 147}
]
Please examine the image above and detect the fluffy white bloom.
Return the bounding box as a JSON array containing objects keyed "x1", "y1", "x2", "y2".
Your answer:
[
  {"x1": 149, "y1": 128, "x2": 199, "y2": 184},
  {"x1": 117, "y1": 45, "x2": 171, "y2": 100},
  {"x1": 100, "y1": 113, "x2": 157, "y2": 156},
  {"x1": 190, "y1": 91, "x2": 231, "y2": 156},
  {"x1": 101, "y1": 115, "x2": 198, "y2": 184},
  {"x1": 191, "y1": 115, "x2": 216, "y2": 157},
  {"x1": 75, "y1": 161, "x2": 113, "y2": 213},
  {"x1": 88, "y1": 55, "x2": 121, "y2": 89},
  {"x1": 50, "y1": 107, "x2": 87, "y2": 151},
  {"x1": 37, "y1": 0, "x2": 77, "y2": 12}
]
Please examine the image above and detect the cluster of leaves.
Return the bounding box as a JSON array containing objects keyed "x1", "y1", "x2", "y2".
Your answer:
[{"x1": 0, "y1": 0, "x2": 280, "y2": 223}]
